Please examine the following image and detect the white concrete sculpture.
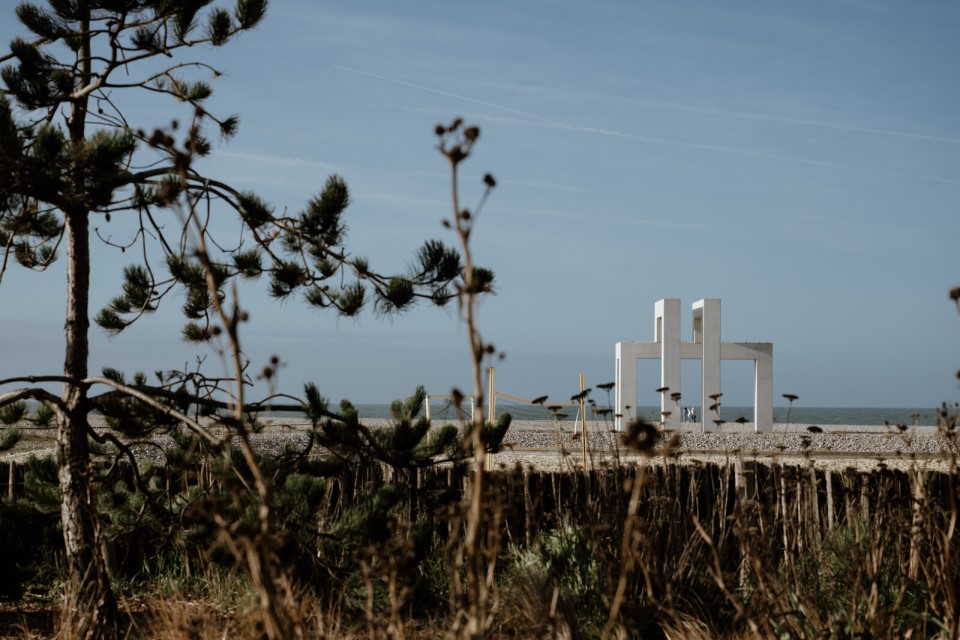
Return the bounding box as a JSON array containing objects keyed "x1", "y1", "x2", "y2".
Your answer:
[{"x1": 615, "y1": 299, "x2": 773, "y2": 433}]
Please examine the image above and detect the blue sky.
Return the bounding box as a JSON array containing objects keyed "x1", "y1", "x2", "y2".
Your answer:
[{"x1": 2, "y1": 0, "x2": 958, "y2": 409}]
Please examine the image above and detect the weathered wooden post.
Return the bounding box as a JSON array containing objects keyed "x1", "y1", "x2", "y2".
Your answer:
[
  {"x1": 825, "y1": 468, "x2": 835, "y2": 530},
  {"x1": 908, "y1": 467, "x2": 925, "y2": 580},
  {"x1": 7, "y1": 461, "x2": 15, "y2": 501},
  {"x1": 808, "y1": 465, "x2": 820, "y2": 544}
]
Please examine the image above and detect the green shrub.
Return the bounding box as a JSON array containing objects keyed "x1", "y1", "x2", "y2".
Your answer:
[
  {"x1": 32, "y1": 404, "x2": 55, "y2": 427},
  {"x1": 0, "y1": 428, "x2": 21, "y2": 451},
  {"x1": 0, "y1": 495, "x2": 63, "y2": 598},
  {"x1": 0, "y1": 401, "x2": 27, "y2": 425},
  {"x1": 501, "y1": 523, "x2": 606, "y2": 636}
]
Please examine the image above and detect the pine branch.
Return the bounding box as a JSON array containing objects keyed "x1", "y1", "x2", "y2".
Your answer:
[
  {"x1": 82, "y1": 376, "x2": 217, "y2": 445},
  {"x1": 87, "y1": 427, "x2": 146, "y2": 490}
]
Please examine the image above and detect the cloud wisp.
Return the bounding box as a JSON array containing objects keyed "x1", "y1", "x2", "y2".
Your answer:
[{"x1": 334, "y1": 65, "x2": 960, "y2": 186}]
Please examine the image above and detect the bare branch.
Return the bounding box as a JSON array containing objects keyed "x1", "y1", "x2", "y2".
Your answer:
[
  {"x1": 0, "y1": 375, "x2": 80, "y2": 387},
  {"x1": 87, "y1": 384, "x2": 310, "y2": 416},
  {"x1": 0, "y1": 387, "x2": 65, "y2": 412}
]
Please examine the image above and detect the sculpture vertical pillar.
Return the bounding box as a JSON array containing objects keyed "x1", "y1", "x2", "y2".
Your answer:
[
  {"x1": 754, "y1": 345, "x2": 773, "y2": 432},
  {"x1": 656, "y1": 299, "x2": 681, "y2": 429},
  {"x1": 693, "y1": 299, "x2": 721, "y2": 432},
  {"x1": 615, "y1": 342, "x2": 636, "y2": 431}
]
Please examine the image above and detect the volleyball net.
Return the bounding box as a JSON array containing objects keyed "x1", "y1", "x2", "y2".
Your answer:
[
  {"x1": 491, "y1": 391, "x2": 581, "y2": 422},
  {"x1": 423, "y1": 394, "x2": 476, "y2": 425}
]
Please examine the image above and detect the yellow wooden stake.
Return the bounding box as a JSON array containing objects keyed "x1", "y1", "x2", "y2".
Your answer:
[{"x1": 580, "y1": 373, "x2": 588, "y2": 469}]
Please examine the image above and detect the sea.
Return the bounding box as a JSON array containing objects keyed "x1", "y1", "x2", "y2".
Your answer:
[
  {"x1": 312, "y1": 404, "x2": 948, "y2": 427},
  {"x1": 19, "y1": 400, "x2": 948, "y2": 427}
]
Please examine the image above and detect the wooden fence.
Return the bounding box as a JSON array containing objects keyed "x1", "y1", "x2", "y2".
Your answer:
[{"x1": 2, "y1": 457, "x2": 953, "y2": 554}]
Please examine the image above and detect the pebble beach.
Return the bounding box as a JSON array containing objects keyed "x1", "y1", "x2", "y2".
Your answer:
[
  {"x1": 4, "y1": 416, "x2": 957, "y2": 473},
  {"x1": 483, "y1": 418, "x2": 958, "y2": 472}
]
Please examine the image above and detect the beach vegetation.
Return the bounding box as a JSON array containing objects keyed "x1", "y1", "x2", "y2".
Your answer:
[
  {"x1": 0, "y1": 2, "x2": 480, "y2": 637},
  {"x1": 1, "y1": 448, "x2": 959, "y2": 637}
]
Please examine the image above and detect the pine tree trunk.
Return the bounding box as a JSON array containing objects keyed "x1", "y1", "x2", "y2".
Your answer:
[
  {"x1": 52, "y1": 5, "x2": 120, "y2": 636},
  {"x1": 56, "y1": 207, "x2": 118, "y2": 639}
]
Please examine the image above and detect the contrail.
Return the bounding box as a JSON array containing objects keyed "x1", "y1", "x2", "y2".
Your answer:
[
  {"x1": 332, "y1": 65, "x2": 566, "y2": 128},
  {"x1": 472, "y1": 81, "x2": 960, "y2": 145},
  {"x1": 563, "y1": 124, "x2": 960, "y2": 185},
  {"x1": 334, "y1": 65, "x2": 960, "y2": 185},
  {"x1": 729, "y1": 110, "x2": 960, "y2": 145},
  {"x1": 215, "y1": 149, "x2": 341, "y2": 171}
]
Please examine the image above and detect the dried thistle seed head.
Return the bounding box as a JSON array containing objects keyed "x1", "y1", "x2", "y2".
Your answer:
[
  {"x1": 483, "y1": 173, "x2": 496, "y2": 187},
  {"x1": 434, "y1": 124, "x2": 445, "y2": 136},
  {"x1": 450, "y1": 117, "x2": 463, "y2": 130},
  {"x1": 621, "y1": 418, "x2": 661, "y2": 454},
  {"x1": 464, "y1": 126, "x2": 479, "y2": 141},
  {"x1": 447, "y1": 146, "x2": 466, "y2": 164},
  {"x1": 950, "y1": 286, "x2": 960, "y2": 301}
]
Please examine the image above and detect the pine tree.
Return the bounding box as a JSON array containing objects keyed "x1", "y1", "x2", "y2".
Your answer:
[{"x1": 0, "y1": 3, "x2": 474, "y2": 638}]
